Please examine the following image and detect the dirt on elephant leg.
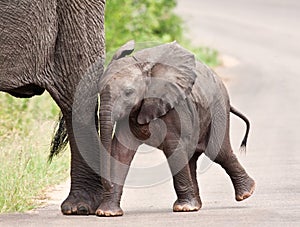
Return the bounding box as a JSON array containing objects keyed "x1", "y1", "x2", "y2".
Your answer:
[
  {"x1": 173, "y1": 197, "x2": 202, "y2": 212},
  {"x1": 95, "y1": 200, "x2": 123, "y2": 217},
  {"x1": 233, "y1": 176, "x2": 255, "y2": 201},
  {"x1": 95, "y1": 184, "x2": 124, "y2": 217}
]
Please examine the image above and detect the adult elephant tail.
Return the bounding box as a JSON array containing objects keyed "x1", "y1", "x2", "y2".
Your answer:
[
  {"x1": 230, "y1": 106, "x2": 250, "y2": 152},
  {"x1": 49, "y1": 100, "x2": 100, "y2": 161},
  {"x1": 49, "y1": 113, "x2": 69, "y2": 161}
]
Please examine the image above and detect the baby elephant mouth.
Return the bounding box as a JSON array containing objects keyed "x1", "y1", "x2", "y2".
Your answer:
[{"x1": 113, "y1": 103, "x2": 138, "y2": 121}]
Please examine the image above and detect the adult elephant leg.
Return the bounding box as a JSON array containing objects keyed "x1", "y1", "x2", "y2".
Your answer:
[
  {"x1": 50, "y1": 54, "x2": 105, "y2": 215},
  {"x1": 60, "y1": 112, "x2": 103, "y2": 215},
  {"x1": 49, "y1": 0, "x2": 106, "y2": 215},
  {"x1": 96, "y1": 135, "x2": 138, "y2": 217},
  {"x1": 48, "y1": 71, "x2": 104, "y2": 215}
]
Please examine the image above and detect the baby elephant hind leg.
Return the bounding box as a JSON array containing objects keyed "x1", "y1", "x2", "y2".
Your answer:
[
  {"x1": 209, "y1": 140, "x2": 255, "y2": 201},
  {"x1": 225, "y1": 154, "x2": 255, "y2": 201}
]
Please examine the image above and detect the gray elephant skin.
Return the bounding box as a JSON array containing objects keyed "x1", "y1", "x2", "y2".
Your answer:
[
  {"x1": 97, "y1": 41, "x2": 255, "y2": 216},
  {"x1": 0, "y1": 0, "x2": 106, "y2": 215}
]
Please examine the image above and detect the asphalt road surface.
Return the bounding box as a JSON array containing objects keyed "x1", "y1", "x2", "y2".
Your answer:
[{"x1": 1, "y1": 0, "x2": 299, "y2": 226}]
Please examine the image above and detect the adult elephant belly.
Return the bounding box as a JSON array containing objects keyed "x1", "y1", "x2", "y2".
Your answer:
[
  {"x1": 6, "y1": 84, "x2": 45, "y2": 98},
  {"x1": 0, "y1": 0, "x2": 57, "y2": 95}
]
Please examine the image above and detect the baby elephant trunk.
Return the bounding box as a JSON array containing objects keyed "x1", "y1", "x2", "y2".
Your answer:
[{"x1": 99, "y1": 90, "x2": 114, "y2": 190}]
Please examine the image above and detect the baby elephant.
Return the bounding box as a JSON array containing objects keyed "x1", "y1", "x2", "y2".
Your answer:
[{"x1": 96, "y1": 40, "x2": 255, "y2": 216}]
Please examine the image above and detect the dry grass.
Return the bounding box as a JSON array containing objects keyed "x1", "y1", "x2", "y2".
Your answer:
[{"x1": 0, "y1": 93, "x2": 69, "y2": 213}]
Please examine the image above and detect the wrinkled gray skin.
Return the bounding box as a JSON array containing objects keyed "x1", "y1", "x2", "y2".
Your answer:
[
  {"x1": 97, "y1": 41, "x2": 255, "y2": 216},
  {"x1": 0, "y1": 0, "x2": 106, "y2": 215}
]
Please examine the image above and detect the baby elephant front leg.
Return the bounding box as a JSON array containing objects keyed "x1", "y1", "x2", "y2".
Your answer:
[
  {"x1": 164, "y1": 142, "x2": 201, "y2": 212},
  {"x1": 172, "y1": 167, "x2": 202, "y2": 212},
  {"x1": 96, "y1": 137, "x2": 138, "y2": 217}
]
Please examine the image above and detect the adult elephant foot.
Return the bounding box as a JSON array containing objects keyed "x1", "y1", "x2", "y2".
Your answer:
[
  {"x1": 61, "y1": 189, "x2": 103, "y2": 215},
  {"x1": 95, "y1": 201, "x2": 123, "y2": 217},
  {"x1": 173, "y1": 197, "x2": 202, "y2": 212},
  {"x1": 233, "y1": 176, "x2": 256, "y2": 201}
]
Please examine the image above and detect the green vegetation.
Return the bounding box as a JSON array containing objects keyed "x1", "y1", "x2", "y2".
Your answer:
[
  {"x1": 191, "y1": 46, "x2": 219, "y2": 67},
  {"x1": 0, "y1": 0, "x2": 218, "y2": 214},
  {"x1": 105, "y1": 0, "x2": 183, "y2": 52},
  {"x1": 105, "y1": 0, "x2": 219, "y2": 66},
  {"x1": 0, "y1": 93, "x2": 70, "y2": 213}
]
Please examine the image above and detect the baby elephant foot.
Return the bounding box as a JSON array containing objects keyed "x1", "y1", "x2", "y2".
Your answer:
[
  {"x1": 173, "y1": 197, "x2": 202, "y2": 212},
  {"x1": 96, "y1": 201, "x2": 123, "y2": 217},
  {"x1": 234, "y1": 176, "x2": 256, "y2": 201}
]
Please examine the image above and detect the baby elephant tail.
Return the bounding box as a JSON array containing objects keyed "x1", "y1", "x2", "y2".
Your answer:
[{"x1": 230, "y1": 106, "x2": 250, "y2": 152}]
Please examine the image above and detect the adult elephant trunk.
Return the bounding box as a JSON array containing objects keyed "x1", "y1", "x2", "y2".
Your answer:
[{"x1": 99, "y1": 86, "x2": 114, "y2": 190}]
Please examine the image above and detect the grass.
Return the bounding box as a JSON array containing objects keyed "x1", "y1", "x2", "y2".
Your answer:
[{"x1": 0, "y1": 93, "x2": 70, "y2": 213}]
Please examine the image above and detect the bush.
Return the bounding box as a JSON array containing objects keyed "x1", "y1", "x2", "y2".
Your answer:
[
  {"x1": 105, "y1": 0, "x2": 218, "y2": 66},
  {"x1": 105, "y1": 0, "x2": 183, "y2": 52}
]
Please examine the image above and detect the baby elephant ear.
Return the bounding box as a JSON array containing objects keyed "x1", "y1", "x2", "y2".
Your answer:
[
  {"x1": 112, "y1": 40, "x2": 135, "y2": 60},
  {"x1": 137, "y1": 42, "x2": 197, "y2": 124}
]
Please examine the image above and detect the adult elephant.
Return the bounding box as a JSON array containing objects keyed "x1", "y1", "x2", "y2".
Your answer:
[{"x1": 0, "y1": 0, "x2": 106, "y2": 215}]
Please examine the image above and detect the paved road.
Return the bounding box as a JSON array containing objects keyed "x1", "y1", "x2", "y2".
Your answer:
[{"x1": 1, "y1": 0, "x2": 299, "y2": 226}]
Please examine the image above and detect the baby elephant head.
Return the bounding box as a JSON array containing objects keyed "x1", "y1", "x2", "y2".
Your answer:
[
  {"x1": 98, "y1": 41, "x2": 197, "y2": 186},
  {"x1": 99, "y1": 40, "x2": 197, "y2": 124}
]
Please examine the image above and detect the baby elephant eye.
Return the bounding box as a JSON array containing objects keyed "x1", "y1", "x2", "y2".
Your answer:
[{"x1": 124, "y1": 88, "x2": 135, "y2": 97}]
